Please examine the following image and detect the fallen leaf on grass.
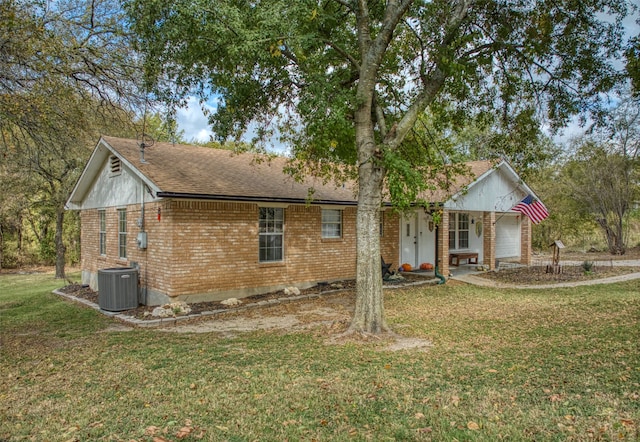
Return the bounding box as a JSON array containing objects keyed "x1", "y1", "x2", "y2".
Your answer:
[
  {"x1": 467, "y1": 421, "x2": 480, "y2": 430},
  {"x1": 145, "y1": 426, "x2": 160, "y2": 436},
  {"x1": 414, "y1": 412, "x2": 425, "y2": 419},
  {"x1": 153, "y1": 437, "x2": 171, "y2": 442},
  {"x1": 620, "y1": 419, "x2": 635, "y2": 429},
  {"x1": 176, "y1": 426, "x2": 193, "y2": 439}
]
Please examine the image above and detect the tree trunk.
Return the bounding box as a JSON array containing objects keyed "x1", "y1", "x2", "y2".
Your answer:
[
  {"x1": 0, "y1": 223, "x2": 3, "y2": 270},
  {"x1": 597, "y1": 217, "x2": 626, "y2": 255},
  {"x1": 350, "y1": 112, "x2": 388, "y2": 333},
  {"x1": 54, "y1": 205, "x2": 66, "y2": 279},
  {"x1": 351, "y1": 193, "x2": 387, "y2": 333}
]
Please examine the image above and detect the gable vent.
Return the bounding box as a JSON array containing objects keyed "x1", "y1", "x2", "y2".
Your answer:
[{"x1": 110, "y1": 155, "x2": 121, "y2": 175}]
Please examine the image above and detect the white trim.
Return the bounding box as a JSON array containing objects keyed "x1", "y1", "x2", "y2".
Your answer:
[{"x1": 66, "y1": 137, "x2": 162, "y2": 209}]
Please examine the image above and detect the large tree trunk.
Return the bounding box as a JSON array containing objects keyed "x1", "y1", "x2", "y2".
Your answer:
[
  {"x1": 54, "y1": 205, "x2": 66, "y2": 279},
  {"x1": 350, "y1": 111, "x2": 388, "y2": 333},
  {"x1": 0, "y1": 223, "x2": 3, "y2": 270},
  {"x1": 351, "y1": 168, "x2": 387, "y2": 333}
]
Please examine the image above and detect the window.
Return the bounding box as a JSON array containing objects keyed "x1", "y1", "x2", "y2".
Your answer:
[
  {"x1": 458, "y1": 213, "x2": 469, "y2": 248},
  {"x1": 321, "y1": 209, "x2": 342, "y2": 238},
  {"x1": 118, "y1": 209, "x2": 127, "y2": 259},
  {"x1": 449, "y1": 213, "x2": 470, "y2": 250},
  {"x1": 259, "y1": 207, "x2": 284, "y2": 262},
  {"x1": 448, "y1": 215, "x2": 456, "y2": 249},
  {"x1": 99, "y1": 210, "x2": 106, "y2": 256}
]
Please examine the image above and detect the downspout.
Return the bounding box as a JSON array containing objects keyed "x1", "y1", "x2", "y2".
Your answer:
[
  {"x1": 138, "y1": 180, "x2": 147, "y2": 305},
  {"x1": 434, "y1": 223, "x2": 446, "y2": 284}
]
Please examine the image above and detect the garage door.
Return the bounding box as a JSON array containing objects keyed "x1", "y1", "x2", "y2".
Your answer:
[{"x1": 495, "y1": 216, "x2": 520, "y2": 258}]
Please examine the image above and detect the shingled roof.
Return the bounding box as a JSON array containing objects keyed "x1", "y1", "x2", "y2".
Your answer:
[
  {"x1": 102, "y1": 136, "x2": 357, "y2": 204},
  {"x1": 68, "y1": 136, "x2": 499, "y2": 207}
]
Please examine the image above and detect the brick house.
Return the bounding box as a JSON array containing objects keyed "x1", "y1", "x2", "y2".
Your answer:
[{"x1": 67, "y1": 136, "x2": 542, "y2": 305}]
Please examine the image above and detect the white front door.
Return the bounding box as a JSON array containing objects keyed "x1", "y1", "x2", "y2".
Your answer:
[
  {"x1": 401, "y1": 211, "x2": 437, "y2": 268},
  {"x1": 400, "y1": 214, "x2": 418, "y2": 268}
]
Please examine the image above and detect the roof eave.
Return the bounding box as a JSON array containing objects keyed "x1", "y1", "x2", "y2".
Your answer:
[{"x1": 156, "y1": 191, "x2": 358, "y2": 206}]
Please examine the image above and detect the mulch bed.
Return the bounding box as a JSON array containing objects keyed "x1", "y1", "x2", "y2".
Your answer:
[{"x1": 58, "y1": 272, "x2": 431, "y2": 320}]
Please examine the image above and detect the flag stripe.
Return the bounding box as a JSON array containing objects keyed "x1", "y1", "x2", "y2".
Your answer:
[{"x1": 512, "y1": 195, "x2": 549, "y2": 224}]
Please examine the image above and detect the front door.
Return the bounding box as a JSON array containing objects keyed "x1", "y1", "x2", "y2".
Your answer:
[{"x1": 400, "y1": 213, "x2": 418, "y2": 268}]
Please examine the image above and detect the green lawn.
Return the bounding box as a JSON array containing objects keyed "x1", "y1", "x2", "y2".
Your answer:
[{"x1": 1, "y1": 272, "x2": 638, "y2": 441}]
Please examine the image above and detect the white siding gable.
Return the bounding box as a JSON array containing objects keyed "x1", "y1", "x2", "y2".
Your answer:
[
  {"x1": 78, "y1": 156, "x2": 155, "y2": 210},
  {"x1": 444, "y1": 163, "x2": 527, "y2": 212}
]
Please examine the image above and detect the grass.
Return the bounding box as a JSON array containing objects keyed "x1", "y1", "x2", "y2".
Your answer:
[{"x1": 1, "y1": 272, "x2": 639, "y2": 441}]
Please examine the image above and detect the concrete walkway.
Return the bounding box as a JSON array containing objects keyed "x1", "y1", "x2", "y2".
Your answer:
[{"x1": 452, "y1": 263, "x2": 640, "y2": 289}]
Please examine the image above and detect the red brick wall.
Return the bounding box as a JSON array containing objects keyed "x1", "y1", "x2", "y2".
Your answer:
[
  {"x1": 80, "y1": 202, "x2": 172, "y2": 296},
  {"x1": 80, "y1": 200, "x2": 400, "y2": 304},
  {"x1": 483, "y1": 211, "x2": 496, "y2": 270},
  {"x1": 520, "y1": 216, "x2": 532, "y2": 265},
  {"x1": 381, "y1": 210, "x2": 399, "y2": 267},
  {"x1": 437, "y1": 211, "x2": 449, "y2": 276}
]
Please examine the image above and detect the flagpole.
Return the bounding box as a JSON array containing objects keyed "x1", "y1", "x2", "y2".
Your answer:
[{"x1": 493, "y1": 212, "x2": 509, "y2": 225}]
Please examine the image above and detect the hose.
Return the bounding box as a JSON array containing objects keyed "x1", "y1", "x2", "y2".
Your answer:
[{"x1": 434, "y1": 265, "x2": 447, "y2": 284}]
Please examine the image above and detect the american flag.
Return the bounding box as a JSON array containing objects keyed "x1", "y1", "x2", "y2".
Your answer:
[{"x1": 512, "y1": 195, "x2": 549, "y2": 224}]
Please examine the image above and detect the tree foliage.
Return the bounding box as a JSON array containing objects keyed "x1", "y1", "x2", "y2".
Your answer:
[
  {"x1": 560, "y1": 94, "x2": 639, "y2": 254},
  {"x1": 127, "y1": 0, "x2": 632, "y2": 332},
  {"x1": 0, "y1": 0, "x2": 143, "y2": 275}
]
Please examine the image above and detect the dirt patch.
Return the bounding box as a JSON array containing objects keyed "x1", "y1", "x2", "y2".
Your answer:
[
  {"x1": 161, "y1": 293, "x2": 354, "y2": 336},
  {"x1": 58, "y1": 283, "x2": 433, "y2": 351}
]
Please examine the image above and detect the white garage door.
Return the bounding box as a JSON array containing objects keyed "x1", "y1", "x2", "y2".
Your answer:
[{"x1": 495, "y1": 216, "x2": 520, "y2": 258}]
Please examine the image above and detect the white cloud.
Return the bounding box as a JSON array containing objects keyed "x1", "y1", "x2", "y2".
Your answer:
[
  {"x1": 548, "y1": 116, "x2": 589, "y2": 146},
  {"x1": 176, "y1": 95, "x2": 291, "y2": 153},
  {"x1": 176, "y1": 96, "x2": 216, "y2": 143}
]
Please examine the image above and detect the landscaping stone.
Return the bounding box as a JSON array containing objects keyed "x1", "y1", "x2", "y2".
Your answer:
[{"x1": 221, "y1": 298, "x2": 242, "y2": 306}]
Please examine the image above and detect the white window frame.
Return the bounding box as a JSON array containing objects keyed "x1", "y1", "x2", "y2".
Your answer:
[
  {"x1": 99, "y1": 209, "x2": 106, "y2": 256},
  {"x1": 449, "y1": 212, "x2": 470, "y2": 250},
  {"x1": 259, "y1": 207, "x2": 284, "y2": 262},
  {"x1": 321, "y1": 209, "x2": 342, "y2": 238},
  {"x1": 118, "y1": 209, "x2": 127, "y2": 259}
]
